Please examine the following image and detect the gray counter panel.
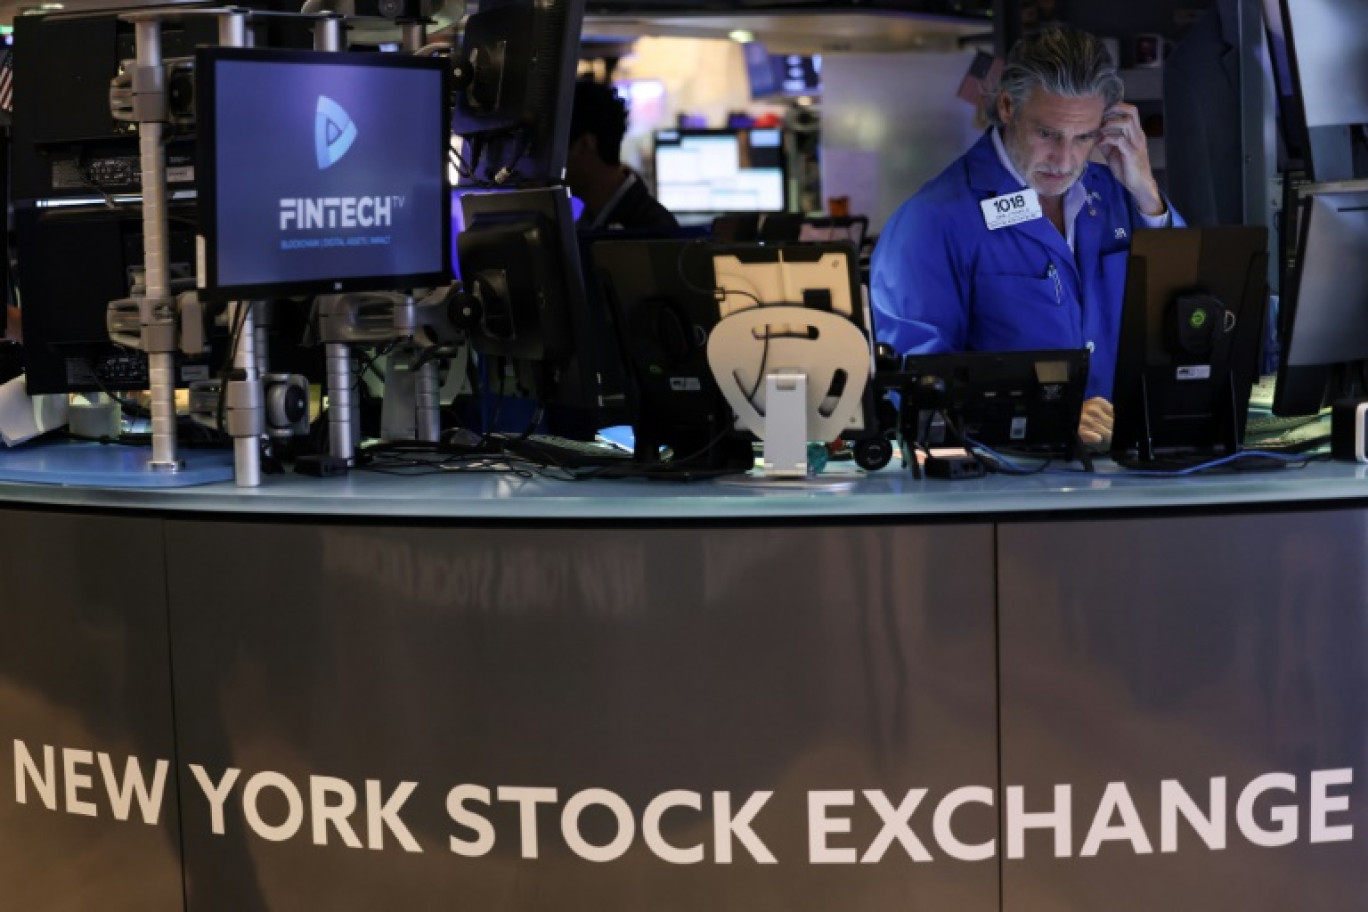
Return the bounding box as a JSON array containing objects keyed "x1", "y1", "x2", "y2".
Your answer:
[
  {"x1": 0, "y1": 507, "x2": 183, "y2": 912},
  {"x1": 998, "y1": 510, "x2": 1368, "y2": 911},
  {"x1": 163, "y1": 520, "x2": 1000, "y2": 912}
]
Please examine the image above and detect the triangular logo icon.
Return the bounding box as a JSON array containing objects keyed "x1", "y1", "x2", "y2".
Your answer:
[{"x1": 315, "y1": 96, "x2": 357, "y2": 170}]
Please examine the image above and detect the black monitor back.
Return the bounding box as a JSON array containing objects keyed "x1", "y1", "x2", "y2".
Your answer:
[
  {"x1": 16, "y1": 204, "x2": 211, "y2": 395},
  {"x1": 590, "y1": 238, "x2": 746, "y2": 464},
  {"x1": 1111, "y1": 226, "x2": 1269, "y2": 465},
  {"x1": 896, "y1": 349, "x2": 1089, "y2": 457},
  {"x1": 11, "y1": 10, "x2": 314, "y2": 204}
]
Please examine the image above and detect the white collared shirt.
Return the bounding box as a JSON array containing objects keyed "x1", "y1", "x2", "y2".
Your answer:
[{"x1": 990, "y1": 127, "x2": 1169, "y2": 253}]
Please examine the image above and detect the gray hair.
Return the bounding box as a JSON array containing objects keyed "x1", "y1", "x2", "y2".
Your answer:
[{"x1": 985, "y1": 27, "x2": 1123, "y2": 128}]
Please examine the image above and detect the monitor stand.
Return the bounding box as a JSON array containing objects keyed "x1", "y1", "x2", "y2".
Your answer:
[{"x1": 707, "y1": 305, "x2": 871, "y2": 491}]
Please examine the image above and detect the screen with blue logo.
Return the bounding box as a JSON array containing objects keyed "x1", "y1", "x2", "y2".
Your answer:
[{"x1": 196, "y1": 48, "x2": 450, "y2": 300}]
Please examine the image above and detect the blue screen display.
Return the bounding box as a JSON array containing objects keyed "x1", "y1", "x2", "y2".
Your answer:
[{"x1": 208, "y1": 53, "x2": 447, "y2": 294}]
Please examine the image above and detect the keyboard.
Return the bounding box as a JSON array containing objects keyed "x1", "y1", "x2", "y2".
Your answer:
[
  {"x1": 1248, "y1": 413, "x2": 1333, "y2": 452},
  {"x1": 1245, "y1": 412, "x2": 1322, "y2": 438},
  {"x1": 498, "y1": 433, "x2": 635, "y2": 469}
]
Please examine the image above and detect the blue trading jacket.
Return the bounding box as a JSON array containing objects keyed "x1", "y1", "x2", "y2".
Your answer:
[{"x1": 871, "y1": 130, "x2": 1184, "y2": 400}]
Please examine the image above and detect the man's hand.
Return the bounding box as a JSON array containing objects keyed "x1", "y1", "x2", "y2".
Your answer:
[
  {"x1": 1097, "y1": 103, "x2": 1164, "y2": 217},
  {"x1": 1078, "y1": 397, "x2": 1114, "y2": 450}
]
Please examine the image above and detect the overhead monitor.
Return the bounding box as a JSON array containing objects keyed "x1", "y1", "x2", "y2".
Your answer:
[
  {"x1": 743, "y1": 42, "x2": 821, "y2": 100},
  {"x1": 1273, "y1": 182, "x2": 1368, "y2": 416},
  {"x1": 195, "y1": 47, "x2": 450, "y2": 302},
  {"x1": 1280, "y1": 0, "x2": 1368, "y2": 131},
  {"x1": 1110, "y1": 226, "x2": 1269, "y2": 466},
  {"x1": 450, "y1": 0, "x2": 586, "y2": 187},
  {"x1": 653, "y1": 128, "x2": 786, "y2": 214}
]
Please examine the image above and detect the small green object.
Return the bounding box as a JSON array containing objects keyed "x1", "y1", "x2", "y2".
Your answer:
[
  {"x1": 1189, "y1": 308, "x2": 1208, "y2": 329},
  {"x1": 807, "y1": 442, "x2": 829, "y2": 474}
]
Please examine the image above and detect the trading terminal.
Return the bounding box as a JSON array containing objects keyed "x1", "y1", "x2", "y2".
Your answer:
[{"x1": 2, "y1": 1, "x2": 1368, "y2": 909}]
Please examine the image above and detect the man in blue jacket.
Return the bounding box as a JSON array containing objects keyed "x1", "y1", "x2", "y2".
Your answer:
[{"x1": 871, "y1": 26, "x2": 1183, "y2": 448}]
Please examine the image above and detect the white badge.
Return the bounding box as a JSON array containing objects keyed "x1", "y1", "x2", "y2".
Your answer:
[{"x1": 980, "y1": 188, "x2": 1043, "y2": 231}]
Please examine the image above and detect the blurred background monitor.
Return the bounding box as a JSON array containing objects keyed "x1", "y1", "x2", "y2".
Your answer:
[
  {"x1": 653, "y1": 128, "x2": 786, "y2": 215},
  {"x1": 742, "y1": 41, "x2": 821, "y2": 100},
  {"x1": 1273, "y1": 183, "x2": 1368, "y2": 417}
]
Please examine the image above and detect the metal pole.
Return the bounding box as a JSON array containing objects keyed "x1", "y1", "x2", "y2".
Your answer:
[
  {"x1": 218, "y1": 8, "x2": 247, "y2": 46},
  {"x1": 134, "y1": 18, "x2": 180, "y2": 471},
  {"x1": 401, "y1": 20, "x2": 426, "y2": 53},
  {"x1": 326, "y1": 341, "x2": 356, "y2": 463},
  {"x1": 315, "y1": 13, "x2": 343, "y2": 52},
  {"x1": 315, "y1": 19, "x2": 356, "y2": 463},
  {"x1": 229, "y1": 301, "x2": 262, "y2": 487},
  {"x1": 416, "y1": 360, "x2": 441, "y2": 442}
]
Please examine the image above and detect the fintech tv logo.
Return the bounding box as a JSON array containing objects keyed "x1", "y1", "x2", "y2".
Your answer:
[
  {"x1": 315, "y1": 96, "x2": 357, "y2": 170},
  {"x1": 279, "y1": 95, "x2": 405, "y2": 236}
]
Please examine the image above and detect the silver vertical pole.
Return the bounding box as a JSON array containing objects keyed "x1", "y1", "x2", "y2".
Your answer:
[
  {"x1": 326, "y1": 338, "x2": 356, "y2": 464},
  {"x1": 401, "y1": 20, "x2": 426, "y2": 53},
  {"x1": 416, "y1": 361, "x2": 441, "y2": 442},
  {"x1": 135, "y1": 18, "x2": 179, "y2": 471},
  {"x1": 218, "y1": 9, "x2": 246, "y2": 46},
  {"x1": 315, "y1": 12, "x2": 343, "y2": 52},
  {"x1": 315, "y1": 17, "x2": 356, "y2": 464},
  {"x1": 229, "y1": 301, "x2": 262, "y2": 487}
]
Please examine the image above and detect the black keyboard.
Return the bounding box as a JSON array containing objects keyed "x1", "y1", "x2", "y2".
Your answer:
[{"x1": 498, "y1": 434, "x2": 635, "y2": 469}]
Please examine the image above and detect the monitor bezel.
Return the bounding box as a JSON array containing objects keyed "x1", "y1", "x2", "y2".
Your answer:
[{"x1": 195, "y1": 46, "x2": 452, "y2": 303}]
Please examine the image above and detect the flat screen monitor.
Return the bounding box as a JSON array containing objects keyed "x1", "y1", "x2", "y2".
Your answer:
[
  {"x1": 457, "y1": 188, "x2": 629, "y2": 436},
  {"x1": 895, "y1": 350, "x2": 1089, "y2": 458},
  {"x1": 1110, "y1": 226, "x2": 1269, "y2": 466},
  {"x1": 195, "y1": 47, "x2": 450, "y2": 302},
  {"x1": 450, "y1": 0, "x2": 585, "y2": 187},
  {"x1": 1273, "y1": 182, "x2": 1368, "y2": 416},
  {"x1": 653, "y1": 128, "x2": 786, "y2": 214}
]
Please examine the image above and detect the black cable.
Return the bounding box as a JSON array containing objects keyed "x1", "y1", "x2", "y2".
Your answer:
[{"x1": 215, "y1": 300, "x2": 254, "y2": 434}]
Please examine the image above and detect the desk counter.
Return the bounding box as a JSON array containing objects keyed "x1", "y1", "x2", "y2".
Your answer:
[{"x1": 1, "y1": 455, "x2": 1365, "y2": 911}]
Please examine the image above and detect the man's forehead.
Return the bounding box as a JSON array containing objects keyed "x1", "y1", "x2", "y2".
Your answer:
[{"x1": 1019, "y1": 90, "x2": 1107, "y2": 131}]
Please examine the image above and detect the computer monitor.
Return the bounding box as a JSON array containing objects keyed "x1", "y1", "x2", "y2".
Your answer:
[
  {"x1": 11, "y1": 8, "x2": 315, "y2": 204},
  {"x1": 195, "y1": 47, "x2": 450, "y2": 302},
  {"x1": 589, "y1": 237, "x2": 750, "y2": 466},
  {"x1": 653, "y1": 128, "x2": 787, "y2": 215},
  {"x1": 15, "y1": 202, "x2": 216, "y2": 395},
  {"x1": 1280, "y1": 0, "x2": 1368, "y2": 134},
  {"x1": 895, "y1": 350, "x2": 1089, "y2": 459},
  {"x1": 1272, "y1": 182, "x2": 1368, "y2": 417},
  {"x1": 743, "y1": 42, "x2": 821, "y2": 101},
  {"x1": 1110, "y1": 226, "x2": 1269, "y2": 466},
  {"x1": 450, "y1": 0, "x2": 586, "y2": 187},
  {"x1": 456, "y1": 187, "x2": 629, "y2": 437}
]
